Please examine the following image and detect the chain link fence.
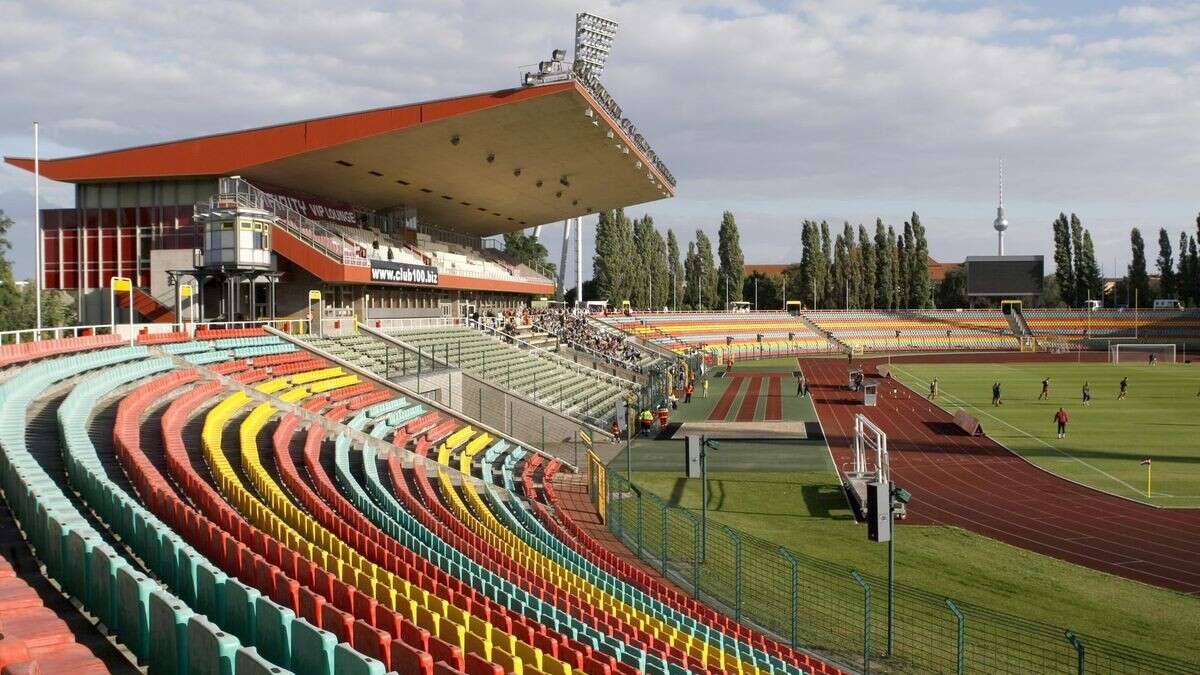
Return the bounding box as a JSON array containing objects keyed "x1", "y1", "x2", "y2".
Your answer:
[{"x1": 600, "y1": 466, "x2": 1196, "y2": 675}]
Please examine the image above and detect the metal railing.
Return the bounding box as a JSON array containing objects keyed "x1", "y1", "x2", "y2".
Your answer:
[
  {"x1": 598, "y1": 464, "x2": 1197, "y2": 675},
  {"x1": 464, "y1": 317, "x2": 639, "y2": 390},
  {"x1": 0, "y1": 318, "x2": 311, "y2": 346},
  {"x1": 208, "y1": 176, "x2": 370, "y2": 267}
]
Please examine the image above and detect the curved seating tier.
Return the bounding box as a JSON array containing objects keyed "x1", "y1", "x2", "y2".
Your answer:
[
  {"x1": 599, "y1": 312, "x2": 837, "y2": 356},
  {"x1": 1023, "y1": 308, "x2": 1200, "y2": 340},
  {"x1": 302, "y1": 327, "x2": 634, "y2": 424},
  {"x1": 0, "y1": 332, "x2": 840, "y2": 675},
  {"x1": 803, "y1": 310, "x2": 1018, "y2": 351}
]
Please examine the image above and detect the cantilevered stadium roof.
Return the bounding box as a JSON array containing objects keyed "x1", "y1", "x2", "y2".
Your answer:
[{"x1": 5, "y1": 80, "x2": 674, "y2": 236}]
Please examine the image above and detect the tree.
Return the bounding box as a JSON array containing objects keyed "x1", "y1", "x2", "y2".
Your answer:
[
  {"x1": 936, "y1": 267, "x2": 968, "y2": 308},
  {"x1": 630, "y1": 216, "x2": 663, "y2": 309},
  {"x1": 1156, "y1": 227, "x2": 1176, "y2": 301},
  {"x1": 874, "y1": 220, "x2": 892, "y2": 310},
  {"x1": 1070, "y1": 215, "x2": 1087, "y2": 306},
  {"x1": 858, "y1": 224, "x2": 876, "y2": 309},
  {"x1": 592, "y1": 209, "x2": 635, "y2": 305},
  {"x1": 743, "y1": 272, "x2": 781, "y2": 310},
  {"x1": 820, "y1": 221, "x2": 833, "y2": 307},
  {"x1": 716, "y1": 211, "x2": 745, "y2": 305},
  {"x1": 798, "y1": 221, "x2": 822, "y2": 308},
  {"x1": 502, "y1": 230, "x2": 555, "y2": 277},
  {"x1": 909, "y1": 212, "x2": 933, "y2": 308},
  {"x1": 1128, "y1": 227, "x2": 1151, "y2": 306},
  {"x1": 683, "y1": 241, "x2": 699, "y2": 309},
  {"x1": 1190, "y1": 236, "x2": 1200, "y2": 305},
  {"x1": 695, "y1": 230, "x2": 719, "y2": 309},
  {"x1": 1178, "y1": 232, "x2": 1192, "y2": 305},
  {"x1": 648, "y1": 223, "x2": 669, "y2": 309},
  {"x1": 899, "y1": 221, "x2": 913, "y2": 308},
  {"x1": 831, "y1": 231, "x2": 849, "y2": 308},
  {"x1": 1078, "y1": 230, "x2": 1104, "y2": 306},
  {"x1": 666, "y1": 229, "x2": 683, "y2": 310},
  {"x1": 1051, "y1": 213, "x2": 1075, "y2": 307}
]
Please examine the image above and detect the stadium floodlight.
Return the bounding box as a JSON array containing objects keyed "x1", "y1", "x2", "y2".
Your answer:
[{"x1": 575, "y1": 12, "x2": 618, "y2": 78}]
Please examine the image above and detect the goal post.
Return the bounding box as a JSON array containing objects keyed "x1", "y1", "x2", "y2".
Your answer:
[{"x1": 1109, "y1": 343, "x2": 1177, "y2": 364}]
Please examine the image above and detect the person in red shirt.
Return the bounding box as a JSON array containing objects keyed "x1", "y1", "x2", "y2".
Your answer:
[
  {"x1": 684, "y1": 382, "x2": 694, "y2": 403},
  {"x1": 1053, "y1": 407, "x2": 1069, "y2": 439},
  {"x1": 611, "y1": 419, "x2": 621, "y2": 439}
]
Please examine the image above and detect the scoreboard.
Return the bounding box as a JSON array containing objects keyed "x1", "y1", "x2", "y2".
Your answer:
[{"x1": 965, "y1": 256, "x2": 1044, "y2": 296}]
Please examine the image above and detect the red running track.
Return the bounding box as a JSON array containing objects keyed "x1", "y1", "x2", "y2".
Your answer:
[
  {"x1": 736, "y1": 376, "x2": 763, "y2": 422},
  {"x1": 766, "y1": 377, "x2": 783, "y2": 421},
  {"x1": 802, "y1": 356, "x2": 1200, "y2": 595},
  {"x1": 709, "y1": 376, "x2": 742, "y2": 421}
]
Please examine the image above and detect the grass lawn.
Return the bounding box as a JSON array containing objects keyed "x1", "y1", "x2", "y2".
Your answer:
[
  {"x1": 888, "y1": 360, "x2": 1200, "y2": 506},
  {"x1": 603, "y1": 358, "x2": 1200, "y2": 669},
  {"x1": 615, "y1": 467, "x2": 1200, "y2": 668}
]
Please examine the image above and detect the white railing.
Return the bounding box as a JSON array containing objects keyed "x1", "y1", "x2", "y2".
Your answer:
[
  {"x1": 208, "y1": 177, "x2": 370, "y2": 267},
  {"x1": 0, "y1": 318, "x2": 311, "y2": 345}
]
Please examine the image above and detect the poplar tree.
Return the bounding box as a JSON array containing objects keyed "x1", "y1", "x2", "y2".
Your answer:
[
  {"x1": 666, "y1": 229, "x2": 683, "y2": 310},
  {"x1": 859, "y1": 224, "x2": 876, "y2": 309},
  {"x1": 695, "y1": 230, "x2": 719, "y2": 309},
  {"x1": 716, "y1": 211, "x2": 745, "y2": 304},
  {"x1": 1157, "y1": 228, "x2": 1176, "y2": 301},
  {"x1": 1051, "y1": 214, "x2": 1075, "y2": 307},
  {"x1": 1070, "y1": 215, "x2": 1087, "y2": 306},
  {"x1": 874, "y1": 219, "x2": 892, "y2": 310},
  {"x1": 1079, "y1": 230, "x2": 1104, "y2": 305},
  {"x1": 1128, "y1": 227, "x2": 1151, "y2": 305},
  {"x1": 910, "y1": 212, "x2": 932, "y2": 309}
]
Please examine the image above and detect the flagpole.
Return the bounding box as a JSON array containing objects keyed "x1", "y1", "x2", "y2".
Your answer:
[
  {"x1": 34, "y1": 122, "x2": 42, "y2": 338},
  {"x1": 1147, "y1": 461, "x2": 1151, "y2": 499}
]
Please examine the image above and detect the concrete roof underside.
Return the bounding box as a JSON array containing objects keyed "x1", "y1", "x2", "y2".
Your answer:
[{"x1": 5, "y1": 81, "x2": 674, "y2": 236}]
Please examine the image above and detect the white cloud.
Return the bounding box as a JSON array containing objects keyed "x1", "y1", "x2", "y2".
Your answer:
[{"x1": 1, "y1": 0, "x2": 1200, "y2": 281}]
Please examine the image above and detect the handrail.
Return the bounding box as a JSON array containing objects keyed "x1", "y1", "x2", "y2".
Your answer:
[
  {"x1": 355, "y1": 322, "x2": 618, "y2": 435},
  {"x1": 203, "y1": 176, "x2": 370, "y2": 267}
]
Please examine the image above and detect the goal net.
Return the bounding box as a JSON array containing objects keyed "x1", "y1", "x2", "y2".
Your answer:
[{"x1": 1109, "y1": 343, "x2": 1176, "y2": 364}]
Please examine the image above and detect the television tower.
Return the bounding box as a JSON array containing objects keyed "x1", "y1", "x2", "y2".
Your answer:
[{"x1": 993, "y1": 158, "x2": 1008, "y2": 255}]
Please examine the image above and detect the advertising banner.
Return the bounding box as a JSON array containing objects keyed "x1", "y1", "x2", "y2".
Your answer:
[{"x1": 369, "y1": 259, "x2": 439, "y2": 286}]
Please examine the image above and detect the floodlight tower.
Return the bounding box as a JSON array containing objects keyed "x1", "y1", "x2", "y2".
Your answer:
[
  {"x1": 574, "y1": 12, "x2": 618, "y2": 77},
  {"x1": 993, "y1": 158, "x2": 1008, "y2": 256}
]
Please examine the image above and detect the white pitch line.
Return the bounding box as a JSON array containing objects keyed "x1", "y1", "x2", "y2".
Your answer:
[{"x1": 892, "y1": 365, "x2": 1147, "y2": 497}]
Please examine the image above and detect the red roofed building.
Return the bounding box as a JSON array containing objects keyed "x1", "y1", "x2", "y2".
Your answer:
[{"x1": 5, "y1": 78, "x2": 673, "y2": 323}]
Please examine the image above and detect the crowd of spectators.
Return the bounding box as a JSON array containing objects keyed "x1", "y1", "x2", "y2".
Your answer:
[
  {"x1": 532, "y1": 308, "x2": 646, "y2": 369},
  {"x1": 465, "y1": 307, "x2": 646, "y2": 370}
]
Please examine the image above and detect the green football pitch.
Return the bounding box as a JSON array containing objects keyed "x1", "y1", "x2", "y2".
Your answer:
[
  {"x1": 888, "y1": 360, "x2": 1200, "y2": 506},
  {"x1": 611, "y1": 357, "x2": 1200, "y2": 667}
]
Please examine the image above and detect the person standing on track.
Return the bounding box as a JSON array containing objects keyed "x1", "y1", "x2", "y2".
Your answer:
[
  {"x1": 1082, "y1": 381, "x2": 1091, "y2": 406},
  {"x1": 796, "y1": 373, "x2": 804, "y2": 396},
  {"x1": 684, "y1": 381, "x2": 694, "y2": 404},
  {"x1": 1053, "y1": 407, "x2": 1069, "y2": 438},
  {"x1": 928, "y1": 378, "x2": 938, "y2": 400},
  {"x1": 992, "y1": 382, "x2": 1003, "y2": 406},
  {"x1": 1039, "y1": 377, "x2": 1050, "y2": 400},
  {"x1": 703, "y1": 378, "x2": 709, "y2": 399},
  {"x1": 1118, "y1": 376, "x2": 1128, "y2": 400}
]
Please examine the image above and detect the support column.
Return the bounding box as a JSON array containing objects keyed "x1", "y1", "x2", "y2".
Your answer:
[{"x1": 575, "y1": 217, "x2": 583, "y2": 307}]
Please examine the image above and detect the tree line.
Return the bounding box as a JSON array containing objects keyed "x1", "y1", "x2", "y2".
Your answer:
[{"x1": 589, "y1": 208, "x2": 935, "y2": 310}]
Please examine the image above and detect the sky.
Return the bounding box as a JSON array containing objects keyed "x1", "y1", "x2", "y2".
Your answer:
[{"x1": 2, "y1": 0, "x2": 1200, "y2": 282}]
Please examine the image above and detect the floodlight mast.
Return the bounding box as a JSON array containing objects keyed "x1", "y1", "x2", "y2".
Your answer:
[{"x1": 574, "y1": 12, "x2": 619, "y2": 77}]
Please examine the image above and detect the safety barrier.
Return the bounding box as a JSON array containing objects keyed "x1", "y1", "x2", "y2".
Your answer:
[{"x1": 598, "y1": 462, "x2": 1198, "y2": 675}]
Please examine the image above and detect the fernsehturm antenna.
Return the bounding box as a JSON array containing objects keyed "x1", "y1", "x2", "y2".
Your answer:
[{"x1": 993, "y1": 158, "x2": 1008, "y2": 256}]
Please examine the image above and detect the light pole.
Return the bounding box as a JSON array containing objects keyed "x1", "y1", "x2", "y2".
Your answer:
[
  {"x1": 754, "y1": 277, "x2": 758, "y2": 310},
  {"x1": 699, "y1": 437, "x2": 720, "y2": 560}
]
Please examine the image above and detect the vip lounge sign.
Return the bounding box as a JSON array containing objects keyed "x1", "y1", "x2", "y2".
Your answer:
[
  {"x1": 369, "y1": 260, "x2": 439, "y2": 286},
  {"x1": 258, "y1": 185, "x2": 359, "y2": 226}
]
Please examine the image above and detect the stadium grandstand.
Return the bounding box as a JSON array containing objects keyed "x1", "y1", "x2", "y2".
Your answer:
[
  {"x1": 4, "y1": 77, "x2": 673, "y2": 325},
  {"x1": 0, "y1": 326, "x2": 842, "y2": 674},
  {"x1": 598, "y1": 311, "x2": 838, "y2": 357}
]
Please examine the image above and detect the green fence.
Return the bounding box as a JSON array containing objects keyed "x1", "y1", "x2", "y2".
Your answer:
[{"x1": 601, "y1": 467, "x2": 1195, "y2": 674}]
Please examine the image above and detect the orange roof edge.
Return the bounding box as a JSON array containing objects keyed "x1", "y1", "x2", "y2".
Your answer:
[{"x1": 3, "y1": 82, "x2": 578, "y2": 183}]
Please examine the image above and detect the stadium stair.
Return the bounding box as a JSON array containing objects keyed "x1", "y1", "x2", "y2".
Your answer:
[{"x1": 115, "y1": 287, "x2": 177, "y2": 324}]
